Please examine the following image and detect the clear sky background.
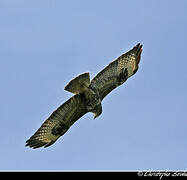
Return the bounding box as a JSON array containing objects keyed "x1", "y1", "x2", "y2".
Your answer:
[{"x1": 1, "y1": 0, "x2": 187, "y2": 170}]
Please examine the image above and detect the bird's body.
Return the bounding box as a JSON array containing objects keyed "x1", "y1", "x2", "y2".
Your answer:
[{"x1": 26, "y1": 43, "x2": 143, "y2": 149}]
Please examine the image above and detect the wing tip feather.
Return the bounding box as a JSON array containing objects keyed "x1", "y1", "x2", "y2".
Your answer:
[
  {"x1": 134, "y1": 43, "x2": 143, "y2": 52},
  {"x1": 25, "y1": 137, "x2": 54, "y2": 149}
]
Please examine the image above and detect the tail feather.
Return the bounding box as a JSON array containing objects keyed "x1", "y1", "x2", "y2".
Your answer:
[{"x1": 64, "y1": 72, "x2": 90, "y2": 94}]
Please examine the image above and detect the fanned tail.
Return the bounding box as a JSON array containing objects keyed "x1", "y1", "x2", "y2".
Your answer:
[{"x1": 64, "y1": 72, "x2": 90, "y2": 94}]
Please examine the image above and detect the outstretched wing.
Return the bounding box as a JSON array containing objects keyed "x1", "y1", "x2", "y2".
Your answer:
[
  {"x1": 91, "y1": 43, "x2": 143, "y2": 100},
  {"x1": 25, "y1": 94, "x2": 88, "y2": 149}
]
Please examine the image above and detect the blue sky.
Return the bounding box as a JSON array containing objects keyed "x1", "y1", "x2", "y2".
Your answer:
[{"x1": 1, "y1": 0, "x2": 187, "y2": 170}]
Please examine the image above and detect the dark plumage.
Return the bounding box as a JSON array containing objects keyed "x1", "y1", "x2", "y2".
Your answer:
[{"x1": 26, "y1": 43, "x2": 143, "y2": 149}]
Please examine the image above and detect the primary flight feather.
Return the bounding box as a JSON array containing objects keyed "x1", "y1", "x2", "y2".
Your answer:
[{"x1": 25, "y1": 43, "x2": 143, "y2": 149}]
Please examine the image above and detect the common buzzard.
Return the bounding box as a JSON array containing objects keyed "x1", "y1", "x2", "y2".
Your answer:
[{"x1": 26, "y1": 43, "x2": 143, "y2": 148}]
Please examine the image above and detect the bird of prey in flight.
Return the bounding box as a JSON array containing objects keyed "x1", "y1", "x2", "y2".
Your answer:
[{"x1": 26, "y1": 43, "x2": 143, "y2": 149}]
